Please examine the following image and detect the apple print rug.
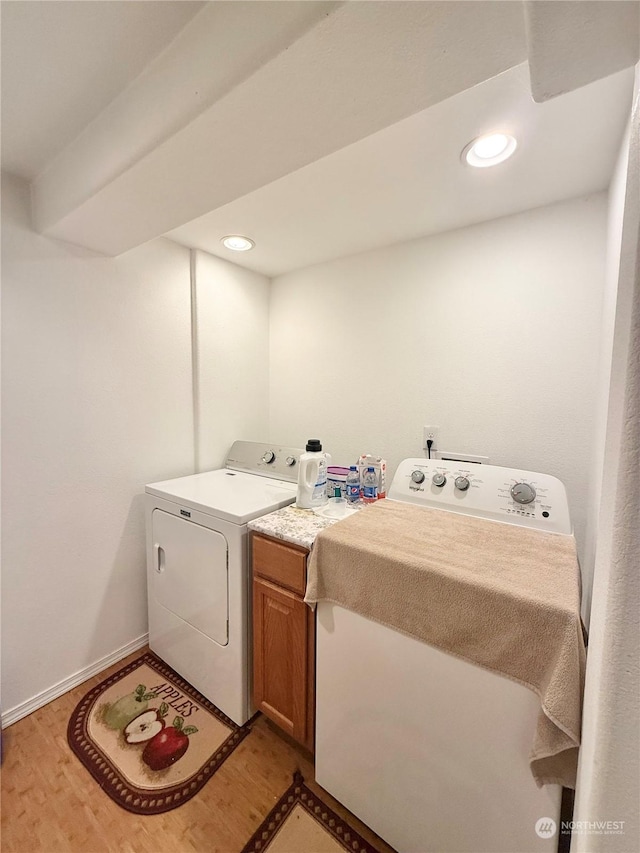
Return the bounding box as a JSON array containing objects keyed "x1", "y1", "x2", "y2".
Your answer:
[
  {"x1": 241, "y1": 772, "x2": 389, "y2": 853},
  {"x1": 67, "y1": 652, "x2": 250, "y2": 814}
]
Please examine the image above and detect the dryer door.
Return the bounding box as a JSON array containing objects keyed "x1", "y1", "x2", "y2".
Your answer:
[{"x1": 151, "y1": 509, "x2": 228, "y2": 646}]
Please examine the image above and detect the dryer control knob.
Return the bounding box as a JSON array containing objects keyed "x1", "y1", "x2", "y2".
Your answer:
[
  {"x1": 411, "y1": 470, "x2": 425, "y2": 484},
  {"x1": 432, "y1": 472, "x2": 446, "y2": 487},
  {"x1": 511, "y1": 482, "x2": 536, "y2": 504},
  {"x1": 262, "y1": 450, "x2": 275, "y2": 464},
  {"x1": 455, "y1": 476, "x2": 470, "y2": 491},
  {"x1": 285, "y1": 456, "x2": 296, "y2": 467}
]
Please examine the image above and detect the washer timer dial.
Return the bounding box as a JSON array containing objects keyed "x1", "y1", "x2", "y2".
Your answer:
[
  {"x1": 262, "y1": 450, "x2": 276, "y2": 464},
  {"x1": 510, "y1": 482, "x2": 536, "y2": 504},
  {"x1": 455, "y1": 476, "x2": 470, "y2": 492}
]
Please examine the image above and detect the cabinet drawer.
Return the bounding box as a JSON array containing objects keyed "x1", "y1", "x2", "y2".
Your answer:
[{"x1": 252, "y1": 533, "x2": 308, "y2": 595}]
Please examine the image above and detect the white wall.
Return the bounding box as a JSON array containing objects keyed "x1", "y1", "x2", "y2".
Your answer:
[
  {"x1": 574, "y1": 68, "x2": 639, "y2": 853},
  {"x1": 582, "y1": 118, "x2": 631, "y2": 621},
  {"x1": 193, "y1": 250, "x2": 270, "y2": 472},
  {"x1": 1, "y1": 176, "x2": 274, "y2": 723},
  {"x1": 269, "y1": 194, "x2": 607, "y2": 570},
  {"x1": 1, "y1": 173, "x2": 194, "y2": 718}
]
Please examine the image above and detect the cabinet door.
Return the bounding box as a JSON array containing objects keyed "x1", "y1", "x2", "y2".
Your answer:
[{"x1": 253, "y1": 577, "x2": 311, "y2": 747}]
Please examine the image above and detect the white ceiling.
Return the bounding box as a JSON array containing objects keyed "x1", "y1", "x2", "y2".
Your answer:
[
  {"x1": 1, "y1": 1, "x2": 205, "y2": 179},
  {"x1": 168, "y1": 64, "x2": 634, "y2": 276},
  {"x1": 0, "y1": 1, "x2": 637, "y2": 278}
]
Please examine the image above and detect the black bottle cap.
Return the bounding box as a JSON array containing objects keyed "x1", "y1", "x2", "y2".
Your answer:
[{"x1": 306, "y1": 439, "x2": 322, "y2": 452}]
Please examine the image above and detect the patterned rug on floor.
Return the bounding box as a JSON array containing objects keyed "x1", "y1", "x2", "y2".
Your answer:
[
  {"x1": 67, "y1": 652, "x2": 250, "y2": 815},
  {"x1": 242, "y1": 772, "x2": 390, "y2": 853}
]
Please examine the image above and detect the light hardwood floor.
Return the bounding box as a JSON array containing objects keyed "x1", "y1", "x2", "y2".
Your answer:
[{"x1": 1, "y1": 649, "x2": 396, "y2": 853}]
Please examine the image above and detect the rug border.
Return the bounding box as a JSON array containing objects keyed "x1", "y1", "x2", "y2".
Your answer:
[
  {"x1": 67, "y1": 652, "x2": 251, "y2": 815},
  {"x1": 241, "y1": 771, "x2": 388, "y2": 853}
]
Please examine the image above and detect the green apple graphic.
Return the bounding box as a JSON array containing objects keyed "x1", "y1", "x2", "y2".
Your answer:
[{"x1": 103, "y1": 684, "x2": 157, "y2": 731}]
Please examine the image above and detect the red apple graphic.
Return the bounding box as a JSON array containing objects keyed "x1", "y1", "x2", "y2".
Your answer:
[{"x1": 142, "y1": 716, "x2": 198, "y2": 771}]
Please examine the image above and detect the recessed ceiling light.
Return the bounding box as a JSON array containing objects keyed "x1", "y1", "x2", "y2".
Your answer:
[
  {"x1": 462, "y1": 133, "x2": 517, "y2": 168},
  {"x1": 221, "y1": 235, "x2": 255, "y2": 251}
]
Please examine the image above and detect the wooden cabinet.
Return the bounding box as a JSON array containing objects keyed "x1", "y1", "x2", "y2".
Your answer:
[{"x1": 251, "y1": 533, "x2": 315, "y2": 752}]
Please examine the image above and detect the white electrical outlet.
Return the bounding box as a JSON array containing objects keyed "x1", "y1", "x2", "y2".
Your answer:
[{"x1": 423, "y1": 425, "x2": 440, "y2": 450}]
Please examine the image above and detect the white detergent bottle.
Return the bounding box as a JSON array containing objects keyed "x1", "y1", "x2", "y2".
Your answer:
[{"x1": 296, "y1": 439, "x2": 329, "y2": 508}]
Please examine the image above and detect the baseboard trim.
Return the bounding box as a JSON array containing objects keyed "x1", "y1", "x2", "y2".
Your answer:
[{"x1": 2, "y1": 633, "x2": 149, "y2": 729}]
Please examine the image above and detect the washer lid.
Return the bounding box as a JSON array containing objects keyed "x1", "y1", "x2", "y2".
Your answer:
[{"x1": 145, "y1": 469, "x2": 297, "y2": 524}]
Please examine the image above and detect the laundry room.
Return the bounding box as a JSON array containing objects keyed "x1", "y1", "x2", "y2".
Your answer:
[{"x1": 1, "y1": 2, "x2": 638, "y2": 853}]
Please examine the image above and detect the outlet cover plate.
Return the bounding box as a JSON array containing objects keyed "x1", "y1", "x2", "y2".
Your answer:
[{"x1": 423, "y1": 425, "x2": 440, "y2": 449}]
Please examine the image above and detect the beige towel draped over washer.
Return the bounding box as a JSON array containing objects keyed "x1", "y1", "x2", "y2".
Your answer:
[{"x1": 305, "y1": 499, "x2": 586, "y2": 789}]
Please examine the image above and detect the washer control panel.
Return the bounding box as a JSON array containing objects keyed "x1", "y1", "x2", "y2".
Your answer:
[{"x1": 388, "y1": 459, "x2": 571, "y2": 534}]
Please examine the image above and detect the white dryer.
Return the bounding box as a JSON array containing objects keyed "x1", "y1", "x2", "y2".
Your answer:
[{"x1": 145, "y1": 441, "x2": 302, "y2": 726}]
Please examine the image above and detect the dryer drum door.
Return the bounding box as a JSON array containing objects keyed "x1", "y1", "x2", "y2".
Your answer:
[{"x1": 151, "y1": 509, "x2": 229, "y2": 646}]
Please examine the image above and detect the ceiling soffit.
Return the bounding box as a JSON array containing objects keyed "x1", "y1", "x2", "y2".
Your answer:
[
  {"x1": 525, "y1": 0, "x2": 639, "y2": 101},
  {"x1": 32, "y1": 1, "x2": 527, "y2": 255}
]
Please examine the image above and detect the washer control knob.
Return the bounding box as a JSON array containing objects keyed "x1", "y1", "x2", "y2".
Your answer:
[
  {"x1": 262, "y1": 450, "x2": 276, "y2": 464},
  {"x1": 285, "y1": 456, "x2": 296, "y2": 467},
  {"x1": 511, "y1": 482, "x2": 536, "y2": 504},
  {"x1": 432, "y1": 472, "x2": 446, "y2": 487},
  {"x1": 455, "y1": 476, "x2": 470, "y2": 492},
  {"x1": 411, "y1": 470, "x2": 425, "y2": 484}
]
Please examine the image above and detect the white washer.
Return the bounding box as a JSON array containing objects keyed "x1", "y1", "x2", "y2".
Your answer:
[
  {"x1": 315, "y1": 459, "x2": 575, "y2": 853},
  {"x1": 145, "y1": 441, "x2": 302, "y2": 726}
]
